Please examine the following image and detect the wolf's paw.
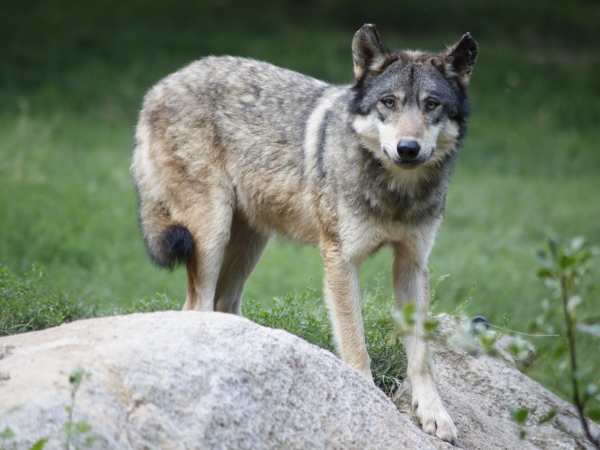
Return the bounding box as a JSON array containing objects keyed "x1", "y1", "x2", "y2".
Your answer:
[{"x1": 412, "y1": 392, "x2": 457, "y2": 444}]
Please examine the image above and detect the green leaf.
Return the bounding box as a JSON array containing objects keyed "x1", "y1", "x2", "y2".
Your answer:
[
  {"x1": 570, "y1": 236, "x2": 586, "y2": 253},
  {"x1": 559, "y1": 254, "x2": 577, "y2": 269},
  {"x1": 567, "y1": 295, "x2": 582, "y2": 314},
  {"x1": 543, "y1": 278, "x2": 558, "y2": 291},
  {"x1": 536, "y1": 268, "x2": 554, "y2": 279},
  {"x1": 69, "y1": 366, "x2": 89, "y2": 386},
  {"x1": 30, "y1": 438, "x2": 49, "y2": 450},
  {"x1": 0, "y1": 427, "x2": 15, "y2": 439},
  {"x1": 538, "y1": 410, "x2": 556, "y2": 424},
  {"x1": 75, "y1": 421, "x2": 91, "y2": 433},
  {"x1": 548, "y1": 236, "x2": 559, "y2": 260},
  {"x1": 403, "y1": 302, "x2": 415, "y2": 318},
  {"x1": 510, "y1": 406, "x2": 529, "y2": 425},
  {"x1": 480, "y1": 329, "x2": 499, "y2": 348},
  {"x1": 535, "y1": 251, "x2": 552, "y2": 268},
  {"x1": 587, "y1": 408, "x2": 600, "y2": 422},
  {"x1": 507, "y1": 337, "x2": 522, "y2": 356},
  {"x1": 84, "y1": 436, "x2": 99, "y2": 447},
  {"x1": 392, "y1": 301, "x2": 417, "y2": 335},
  {"x1": 424, "y1": 318, "x2": 439, "y2": 331}
]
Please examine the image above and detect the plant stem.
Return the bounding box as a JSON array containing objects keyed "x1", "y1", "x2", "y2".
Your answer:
[{"x1": 561, "y1": 276, "x2": 600, "y2": 449}]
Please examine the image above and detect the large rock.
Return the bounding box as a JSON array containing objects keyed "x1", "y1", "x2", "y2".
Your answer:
[
  {"x1": 0, "y1": 312, "x2": 598, "y2": 449},
  {"x1": 397, "y1": 316, "x2": 600, "y2": 449},
  {"x1": 0, "y1": 312, "x2": 431, "y2": 449}
]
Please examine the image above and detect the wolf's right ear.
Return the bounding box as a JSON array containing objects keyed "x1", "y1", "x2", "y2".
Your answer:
[
  {"x1": 352, "y1": 24, "x2": 393, "y2": 82},
  {"x1": 434, "y1": 33, "x2": 478, "y2": 87}
]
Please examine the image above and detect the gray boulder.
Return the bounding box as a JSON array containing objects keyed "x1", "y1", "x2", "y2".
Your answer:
[
  {"x1": 0, "y1": 312, "x2": 431, "y2": 449},
  {"x1": 0, "y1": 311, "x2": 598, "y2": 449}
]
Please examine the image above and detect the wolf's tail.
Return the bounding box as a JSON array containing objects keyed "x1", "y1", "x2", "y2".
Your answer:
[
  {"x1": 136, "y1": 190, "x2": 194, "y2": 269},
  {"x1": 133, "y1": 105, "x2": 195, "y2": 269}
]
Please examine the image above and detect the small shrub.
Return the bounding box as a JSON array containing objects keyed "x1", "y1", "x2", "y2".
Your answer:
[
  {"x1": 0, "y1": 264, "x2": 96, "y2": 336},
  {"x1": 111, "y1": 293, "x2": 180, "y2": 315},
  {"x1": 529, "y1": 236, "x2": 600, "y2": 446},
  {"x1": 0, "y1": 263, "x2": 183, "y2": 336}
]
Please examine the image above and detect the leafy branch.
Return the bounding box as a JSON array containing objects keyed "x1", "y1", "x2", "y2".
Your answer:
[{"x1": 535, "y1": 235, "x2": 600, "y2": 448}]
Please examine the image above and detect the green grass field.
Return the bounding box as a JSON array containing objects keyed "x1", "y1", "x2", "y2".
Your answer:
[{"x1": 1, "y1": 0, "x2": 599, "y2": 408}]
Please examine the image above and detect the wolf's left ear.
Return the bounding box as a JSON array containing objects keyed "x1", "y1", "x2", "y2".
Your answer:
[
  {"x1": 434, "y1": 33, "x2": 478, "y2": 87},
  {"x1": 352, "y1": 24, "x2": 393, "y2": 82}
]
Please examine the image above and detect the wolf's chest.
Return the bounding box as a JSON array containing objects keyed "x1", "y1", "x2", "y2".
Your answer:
[{"x1": 342, "y1": 162, "x2": 450, "y2": 227}]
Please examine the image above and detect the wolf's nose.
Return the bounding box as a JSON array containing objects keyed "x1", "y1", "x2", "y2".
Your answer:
[{"x1": 397, "y1": 140, "x2": 421, "y2": 161}]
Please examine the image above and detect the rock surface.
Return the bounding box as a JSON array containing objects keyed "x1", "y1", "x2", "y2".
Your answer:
[
  {"x1": 0, "y1": 311, "x2": 598, "y2": 449},
  {"x1": 0, "y1": 312, "x2": 431, "y2": 449},
  {"x1": 398, "y1": 315, "x2": 600, "y2": 449}
]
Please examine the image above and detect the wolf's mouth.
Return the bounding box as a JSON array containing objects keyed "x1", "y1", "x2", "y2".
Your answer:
[
  {"x1": 397, "y1": 160, "x2": 424, "y2": 170},
  {"x1": 396, "y1": 147, "x2": 436, "y2": 169},
  {"x1": 383, "y1": 147, "x2": 425, "y2": 170}
]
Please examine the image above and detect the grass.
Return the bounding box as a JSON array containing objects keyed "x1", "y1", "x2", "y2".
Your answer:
[
  {"x1": 1, "y1": 0, "x2": 600, "y2": 408},
  {"x1": 0, "y1": 263, "x2": 181, "y2": 336},
  {"x1": 0, "y1": 264, "x2": 95, "y2": 335}
]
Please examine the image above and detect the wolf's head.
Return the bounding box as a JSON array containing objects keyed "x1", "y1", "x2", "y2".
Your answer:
[{"x1": 351, "y1": 24, "x2": 477, "y2": 172}]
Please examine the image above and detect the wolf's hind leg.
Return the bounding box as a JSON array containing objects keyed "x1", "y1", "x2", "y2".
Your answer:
[
  {"x1": 214, "y1": 212, "x2": 269, "y2": 314},
  {"x1": 178, "y1": 186, "x2": 234, "y2": 312},
  {"x1": 392, "y1": 242, "x2": 457, "y2": 444}
]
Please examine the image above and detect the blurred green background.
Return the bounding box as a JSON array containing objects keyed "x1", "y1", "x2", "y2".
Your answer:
[{"x1": 1, "y1": 0, "x2": 599, "y2": 397}]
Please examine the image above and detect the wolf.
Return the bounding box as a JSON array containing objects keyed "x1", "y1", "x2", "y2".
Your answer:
[{"x1": 132, "y1": 24, "x2": 477, "y2": 443}]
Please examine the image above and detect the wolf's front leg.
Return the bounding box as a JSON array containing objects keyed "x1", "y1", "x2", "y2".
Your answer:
[
  {"x1": 393, "y1": 242, "x2": 457, "y2": 444},
  {"x1": 321, "y1": 245, "x2": 372, "y2": 379}
]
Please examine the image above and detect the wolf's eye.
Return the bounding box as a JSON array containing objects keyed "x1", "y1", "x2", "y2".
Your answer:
[
  {"x1": 382, "y1": 98, "x2": 395, "y2": 108},
  {"x1": 426, "y1": 99, "x2": 440, "y2": 110}
]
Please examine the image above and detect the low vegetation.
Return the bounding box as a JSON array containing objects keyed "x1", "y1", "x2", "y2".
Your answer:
[
  {"x1": 528, "y1": 237, "x2": 600, "y2": 446},
  {"x1": 0, "y1": 264, "x2": 95, "y2": 336}
]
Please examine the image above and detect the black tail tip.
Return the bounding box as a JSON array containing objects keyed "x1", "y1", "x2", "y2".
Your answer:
[{"x1": 155, "y1": 225, "x2": 194, "y2": 269}]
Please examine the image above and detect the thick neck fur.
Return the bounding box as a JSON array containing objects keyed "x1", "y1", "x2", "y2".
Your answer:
[{"x1": 344, "y1": 141, "x2": 456, "y2": 225}]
